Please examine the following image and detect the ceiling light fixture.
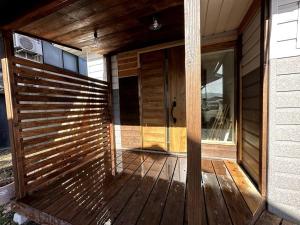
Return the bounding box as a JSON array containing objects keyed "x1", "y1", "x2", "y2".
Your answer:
[
  {"x1": 93, "y1": 31, "x2": 101, "y2": 48},
  {"x1": 149, "y1": 17, "x2": 162, "y2": 31}
]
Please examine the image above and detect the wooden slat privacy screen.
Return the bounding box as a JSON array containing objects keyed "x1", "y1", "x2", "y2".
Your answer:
[{"x1": 2, "y1": 56, "x2": 111, "y2": 198}]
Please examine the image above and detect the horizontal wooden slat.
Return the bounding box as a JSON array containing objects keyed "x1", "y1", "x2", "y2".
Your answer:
[
  {"x1": 22, "y1": 124, "x2": 109, "y2": 147},
  {"x1": 25, "y1": 128, "x2": 108, "y2": 155},
  {"x1": 21, "y1": 118, "x2": 108, "y2": 138},
  {"x1": 14, "y1": 66, "x2": 107, "y2": 91},
  {"x1": 16, "y1": 85, "x2": 107, "y2": 99},
  {"x1": 19, "y1": 109, "x2": 108, "y2": 120},
  {"x1": 9, "y1": 57, "x2": 112, "y2": 194},
  {"x1": 12, "y1": 56, "x2": 108, "y2": 86},
  {"x1": 15, "y1": 76, "x2": 107, "y2": 94}
]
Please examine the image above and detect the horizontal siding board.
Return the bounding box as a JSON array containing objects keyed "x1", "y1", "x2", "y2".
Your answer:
[
  {"x1": 272, "y1": 172, "x2": 300, "y2": 191},
  {"x1": 269, "y1": 2, "x2": 300, "y2": 221},
  {"x1": 277, "y1": 20, "x2": 298, "y2": 41},
  {"x1": 276, "y1": 108, "x2": 300, "y2": 124},
  {"x1": 275, "y1": 125, "x2": 300, "y2": 141},
  {"x1": 272, "y1": 157, "x2": 300, "y2": 176},
  {"x1": 242, "y1": 10, "x2": 261, "y2": 44},
  {"x1": 277, "y1": 2, "x2": 299, "y2": 23},
  {"x1": 276, "y1": 92, "x2": 300, "y2": 108},
  {"x1": 277, "y1": 74, "x2": 300, "y2": 91},
  {"x1": 271, "y1": 141, "x2": 300, "y2": 158},
  {"x1": 241, "y1": 54, "x2": 260, "y2": 76}
]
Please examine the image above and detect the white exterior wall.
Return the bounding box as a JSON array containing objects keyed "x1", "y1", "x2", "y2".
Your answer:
[
  {"x1": 269, "y1": 0, "x2": 300, "y2": 222},
  {"x1": 87, "y1": 52, "x2": 107, "y2": 81}
]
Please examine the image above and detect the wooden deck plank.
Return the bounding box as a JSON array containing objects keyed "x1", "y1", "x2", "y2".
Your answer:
[
  {"x1": 135, "y1": 156, "x2": 178, "y2": 225},
  {"x1": 22, "y1": 157, "x2": 108, "y2": 209},
  {"x1": 281, "y1": 219, "x2": 298, "y2": 225},
  {"x1": 224, "y1": 160, "x2": 264, "y2": 215},
  {"x1": 255, "y1": 211, "x2": 282, "y2": 225},
  {"x1": 69, "y1": 156, "x2": 152, "y2": 225},
  {"x1": 212, "y1": 160, "x2": 253, "y2": 225},
  {"x1": 56, "y1": 155, "x2": 155, "y2": 222},
  {"x1": 14, "y1": 152, "x2": 278, "y2": 225},
  {"x1": 160, "y1": 157, "x2": 187, "y2": 225},
  {"x1": 202, "y1": 160, "x2": 232, "y2": 225},
  {"x1": 22, "y1": 152, "x2": 139, "y2": 209},
  {"x1": 113, "y1": 156, "x2": 170, "y2": 225},
  {"x1": 89, "y1": 155, "x2": 166, "y2": 225},
  {"x1": 41, "y1": 154, "x2": 144, "y2": 216}
]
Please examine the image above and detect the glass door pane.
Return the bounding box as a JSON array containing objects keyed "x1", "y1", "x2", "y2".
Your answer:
[{"x1": 201, "y1": 49, "x2": 235, "y2": 143}]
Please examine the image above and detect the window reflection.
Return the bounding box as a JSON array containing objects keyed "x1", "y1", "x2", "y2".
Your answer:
[{"x1": 201, "y1": 49, "x2": 235, "y2": 143}]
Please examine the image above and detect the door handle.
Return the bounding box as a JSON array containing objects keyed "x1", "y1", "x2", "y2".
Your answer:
[{"x1": 171, "y1": 100, "x2": 177, "y2": 124}]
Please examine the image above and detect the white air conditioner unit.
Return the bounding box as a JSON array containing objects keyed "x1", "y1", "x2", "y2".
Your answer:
[{"x1": 14, "y1": 33, "x2": 43, "y2": 55}]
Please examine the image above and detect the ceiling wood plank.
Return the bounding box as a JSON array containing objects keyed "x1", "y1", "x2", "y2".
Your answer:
[
  {"x1": 200, "y1": 0, "x2": 209, "y2": 34},
  {"x1": 204, "y1": 0, "x2": 223, "y2": 35},
  {"x1": 215, "y1": 0, "x2": 235, "y2": 33},
  {"x1": 5, "y1": 0, "x2": 252, "y2": 54},
  {"x1": 2, "y1": 0, "x2": 81, "y2": 30},
  {"x1": 226, "y1": 0, "x2": 253, "y2": 31}
]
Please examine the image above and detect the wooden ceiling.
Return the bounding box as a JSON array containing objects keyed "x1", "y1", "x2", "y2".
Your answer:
[{"x1": 3, "y1": 0, "x2": 254, "y2": 54}]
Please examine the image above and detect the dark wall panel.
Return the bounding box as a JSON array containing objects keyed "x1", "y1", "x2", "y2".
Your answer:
[
  {"x1": 119, "y1": 76, "x2": 141, "y2": 149},
  {"x1": 241, "y1": 68, "x2": 261, "y2": 185}
]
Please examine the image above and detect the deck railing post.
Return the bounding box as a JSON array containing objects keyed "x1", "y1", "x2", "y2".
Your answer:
[
  {"x1": 184, "y1": 0, "x2": 203, "y2": 225},
  {"x1": 1, "y1": 31, "x2": 26, "y2": 198},
  {"x1": 105, "y1": 55, "x2": 117, "y2": 176}
]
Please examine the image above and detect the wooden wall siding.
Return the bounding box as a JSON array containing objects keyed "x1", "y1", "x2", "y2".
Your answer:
[
  {"x1": 240, "y1": 7, "x2": 262, "y2": 187},
  {"x1": 241, "y1": 9, "x2": 261, "y2": 76},
  {"x1": 117, "y1": 52, "x2": 138, "y2": 78},
  {"x1": 140, "y1": 50, "x2": 167, "y2": 151},
  {"x1": 4, "y1": 56, "x2": 111, "y2": 196},
  {"x1": 119, "y1": 76, "x2": 141, "y2": 149},
  {"x1": 241, "y1": 69, "x2": 262, "y2": 185}
]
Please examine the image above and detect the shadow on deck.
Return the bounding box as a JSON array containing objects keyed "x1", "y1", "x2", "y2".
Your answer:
[{"x1": 11, "y1": 151, "x2": 292, "y2": 225}]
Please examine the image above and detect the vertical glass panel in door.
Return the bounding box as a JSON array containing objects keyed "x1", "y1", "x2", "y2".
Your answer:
[{"x1": 201, "y1": 49, "x2": 235, "y2": 143}]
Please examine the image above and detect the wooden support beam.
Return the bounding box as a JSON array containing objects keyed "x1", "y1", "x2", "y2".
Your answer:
[
  {"x1": 105, "y1": 55, "x2": 117, "y2": 176},
  {"x1": 184, "y1": 0, "x2": 203, "y2": 224},
  {"x1": 1, "y1": 31, "x2": 26, "y2": 198},
  {"x1": 259, "y1": 0, "x2": 270, "y2": 198}
]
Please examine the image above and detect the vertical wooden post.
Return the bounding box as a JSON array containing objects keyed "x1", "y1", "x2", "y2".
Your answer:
[
  {"x1": 1, "y1": 31, "x2": 25, "y2": 198},
  {"x1": 184, "y1": 0, "x2": 202, "y2": 224},
  {"x1": 105, "y1": 55, "x2": 117, "y2": 176},
  {"x1": 236, "y1": 35, "x2": 243, "y2": 164},
  {"x1": 259, "y1": 0, "x2": 270, "y2": 197}
]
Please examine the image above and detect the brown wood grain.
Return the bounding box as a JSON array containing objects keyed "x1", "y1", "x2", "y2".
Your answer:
[
  {"x1": 1, "y1": 31, "x2": 26, "y2": 198},
  {"x1": 3, "y1": 50, "x2": 112, "y2": 195},
  {"x1": 13, "y1": 153, "x2": 272, "y2": 225},
  {"x1": 241, "y1": 68, "x2": 262, "y2": 186},
  {"x1": 184, "y1": 0, "x2": 202, "y2": 224},
  {"x1": 140, "y1": 50, "x2": 167, "y2": 151},
  {"x1": 168, "y1": 46, "x2": 187, "y2": 153}
]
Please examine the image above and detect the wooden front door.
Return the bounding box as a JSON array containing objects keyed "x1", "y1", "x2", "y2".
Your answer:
[
  {"x1": 168, "y1": 46, "x2": 186, "y2": 152},
  {"x1": 140, "y1": 46, "x2": 186, "y2": 153},
  {"x1": 140, "y1": 50, "x2": 168, "y2": 151}
]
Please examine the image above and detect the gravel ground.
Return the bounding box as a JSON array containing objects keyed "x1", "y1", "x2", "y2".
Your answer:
[{"x1": 0, "y1": 149, "x2": 38, "y2": 225}]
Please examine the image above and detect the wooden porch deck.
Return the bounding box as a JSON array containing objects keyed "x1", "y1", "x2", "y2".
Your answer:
[{"x1": 11, "y1": 150, "x2": 283, "y2": 225}]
